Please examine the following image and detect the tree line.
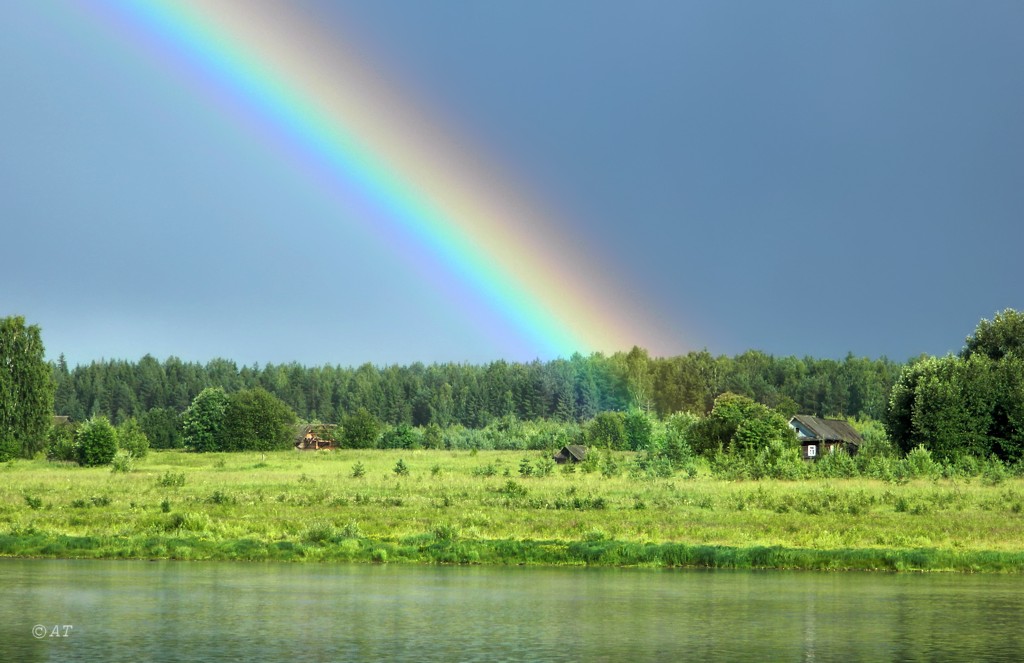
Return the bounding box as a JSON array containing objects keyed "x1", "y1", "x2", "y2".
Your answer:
[{"x1": 51, "y1": 347, "x2": 901, "y2": 431}]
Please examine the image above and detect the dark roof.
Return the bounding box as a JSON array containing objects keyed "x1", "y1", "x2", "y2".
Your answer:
[
  {"x1": 789, "y1": 415, "x2": 863, "y2": 446},
  {"x1": 560, "y1": 445, "x2": 587, "y2": 461}
]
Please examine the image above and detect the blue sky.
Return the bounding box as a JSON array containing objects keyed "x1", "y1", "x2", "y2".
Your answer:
[{"x1": 2, "y1": 1, "x2": 1022, "y2": 367}]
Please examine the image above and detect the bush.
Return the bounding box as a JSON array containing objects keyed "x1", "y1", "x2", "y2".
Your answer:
[
  {"x1": 533, "y1": 457, "x2": 555, "y2": 477},
  {"x1": 110, "y1": 449, "x2": 134, "y2": 473},
  {"x1": 982, "y1": 455, "x2": 1009, "y2": 485},
  {"x1": 183, "y1": 387, "x2": 228, "y2": 453},
  {"x1": 0, "y1": 435, "x2": 19, "y2": 463},
  {"x1": 157, "y1": 472, "x2": 186, "y2": 488},
  {"x1": 340, "y1": 408, "x2": 381, "y2": 449},
  {"x1": 221, "y1": 388, "x2": 297, "y2": 452},
  {"x1": 139, "y1": 407, "x2": 183, "y2": 449},
  {"x1": 43, "y1": 421, "x2": 78, "y2": 462},
  {"x1": 393, "y1": 458, "x2": 409, "y2": 476},
  {"x1": 814, "y1": 449, "x2": 859, "y2": 479},
  {"x1": 380, "y1": 424, "x2": 421, "y2": 450},
  {"x1": 586, "y1": 412, "x2": 627, "y2": 450},
  {"x1": 76, "y1": 417, "x2": 118, "y2": 466},
  {"x1": 905, "y1": 445, "x2": 940, "y2": 479},
  {"x1": 116, "y1": 418, "x2": 150, "y2": 459}
]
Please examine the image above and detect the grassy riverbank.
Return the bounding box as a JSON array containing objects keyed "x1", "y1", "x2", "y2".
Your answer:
[{"x1": 2, "y1": 450, "x2": 1023, "y2": 571}]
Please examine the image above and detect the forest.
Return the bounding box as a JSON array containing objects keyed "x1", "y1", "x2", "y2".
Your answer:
[{"x1": 52, "y1": 346, "x2": 899, "y2": 431}]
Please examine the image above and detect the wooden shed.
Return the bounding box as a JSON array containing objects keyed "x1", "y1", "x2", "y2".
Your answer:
[
  {"x1": 789, "y1": 415, "x2": 863, "y2": 460},
  {"x1": 294, "y1": 424, "x2": 338, "y2": 451},
  {"x1": 553, "y1": 445, "x2": 588, "y2": 464}
]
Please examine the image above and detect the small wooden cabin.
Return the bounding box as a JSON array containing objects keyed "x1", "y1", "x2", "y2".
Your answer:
[
  {"x1": 294, "y1": 424, "x2": 338, "y2": 451},
  {"x1": 553, "y1": 445, "x2": 588, "y2": 464},
  {"x1": 789, "y1": 415, "x2": 862, "y2": 461}
]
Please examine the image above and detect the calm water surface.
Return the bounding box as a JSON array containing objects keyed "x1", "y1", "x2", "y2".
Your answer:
[{"x1": 2, "y1": 559, "x2": 1022, "y2": 661}]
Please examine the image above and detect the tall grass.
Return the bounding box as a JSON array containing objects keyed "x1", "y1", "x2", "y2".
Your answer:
[{"x1": 1, "y1": 450, "x2": 1023, "y2": 571}]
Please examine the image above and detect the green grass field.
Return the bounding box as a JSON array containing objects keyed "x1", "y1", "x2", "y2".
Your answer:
[{"x1": 2, "y1": 449, "x2": 1023, "y2": 571}]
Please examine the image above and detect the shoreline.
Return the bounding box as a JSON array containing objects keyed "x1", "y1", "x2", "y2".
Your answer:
[{"x1": 2, "y1": 534, "x2": 1022, "y2": 573}]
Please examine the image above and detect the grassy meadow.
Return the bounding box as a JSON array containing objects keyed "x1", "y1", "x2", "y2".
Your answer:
[{"x1": 3, "y1": 449, "x2": 1024, "y2": 571}]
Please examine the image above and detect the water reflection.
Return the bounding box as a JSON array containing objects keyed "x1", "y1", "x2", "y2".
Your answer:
[{"x1": 2, "y1": 560, "x2": 1022, "y2": 662}]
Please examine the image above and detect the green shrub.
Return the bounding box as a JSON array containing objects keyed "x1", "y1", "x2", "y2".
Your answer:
[
  {"x1": 393, "y1": 458, "x2": 409, "y2": 477},
  {"x1": 116, "y1": 418, "x2": 150, "y2": 459},
  {"x1": 500, "y1": 479, "x2": 528, "y2": 499},
  {"x1": 75, "y1": 417, "x2": 118, "y2": 467},
  {"x1": 814, "y1": 449, "x2": 859, "y2": 479},
  {"x1": 157, "y1": 472, "x2": 186, "y2": 488},
  {"x1": 45, "y1": 423, "x2": 78, "y2": 462},
  {"x1": 905, "y1": 445, "x2": 940, "y2": 479},
  {"x1": 110, "y1": 449, "x2": 134, "y2": 473},
  {"x1": 351, "y1": 462, "x2": 366, "y2": 478},
  {"x1": 982, "y1": 455, "x2": 1009, "y2": 485},
  {"x1": 533, "y1": 457, "x2": 555, "y2": 477},
  {"x1": 0, "y1": 435, "x2": 19, "y2": 463},
  {"x1": 340, "y1": 521, "x2": 363, "y2": 538}
]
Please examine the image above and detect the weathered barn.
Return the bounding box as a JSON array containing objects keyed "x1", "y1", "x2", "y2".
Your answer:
[
  {"x1": 553, "y1": 445, "x2": 588, "y2": 464},
  {"x1": 294, "y1": 424, "x2": 338, "y2": 451},
  {"x1": 789, "y1": 415, "x2": 863, "y2": 460}
]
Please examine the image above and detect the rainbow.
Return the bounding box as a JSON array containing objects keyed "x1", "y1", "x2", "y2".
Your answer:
[{"x1": 73, "y1": 0, "x2": 676, "y2": 359}]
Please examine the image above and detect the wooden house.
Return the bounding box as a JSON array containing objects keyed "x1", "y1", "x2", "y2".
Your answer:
[
  {"x1": 553, "y1": 445, "x2": 587, "y2": 464},
  {"x1": 294, "y1": 424, "x2": 338, "y2": 451},
  {"x1": 789, "y1": 415, "x2": 862, "y2": 460}
]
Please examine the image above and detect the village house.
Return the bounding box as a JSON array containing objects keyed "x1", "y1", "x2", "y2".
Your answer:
[
  {"x1": 553, "y1": 445, "x2": 587, "y2": 464},
  {"x1": 294, "y1": 424, "x2": 338, "y2": 451},
  {"x1": 788, "y1": 415, "x2": 862, "y2": 461}
]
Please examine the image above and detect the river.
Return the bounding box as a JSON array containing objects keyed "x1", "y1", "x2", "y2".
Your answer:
[{"x1": 2, "y1": 559, "x2": 1022, "y2": 661}]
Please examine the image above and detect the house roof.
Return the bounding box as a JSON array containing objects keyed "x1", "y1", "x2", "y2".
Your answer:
[
  {"x1": 557, "y1": 445, "x2": 588, "y2": 461},
  {"x1": 789, "y1": 415, "x2": 863, "y2": 446}
]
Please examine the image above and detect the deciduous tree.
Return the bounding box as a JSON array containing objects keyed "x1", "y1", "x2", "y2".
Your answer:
[{"x1": 0, "y1": 316, "x2": 55, "y2": 459}]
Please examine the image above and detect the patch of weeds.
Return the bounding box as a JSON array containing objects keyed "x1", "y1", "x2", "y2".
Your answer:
[
  {"x1": 433, "y1": 523, "x2": 460, "y2": 541},
  {"x1": 208, "y1": 490, "x2": 234, "y2": 505},
  {"x1": 394, "y1": 459, "x2": 410, "y2": 477},
  {"x1": 161, "y1": 499, "x2": 171, "y2": 513},
  {"x1": 351, "y1": 462, "x2": 366, "y2": 479},
  {"x1": 157, "y1": 472, "x2": 186, "y2": 488},
  {"x1": 110, "y1": 450, "x2": 134, "y2": 473},
  {"x1": 303, "y1": 522, "x2": 336, "y2": 544},
  {"x1": 340, "y1": 521, "x2": 363, "y2": 538},
  {"x1": 90, "y1": 495, "x2": 111, "y2": 507},
  {"x1": 500, "y1": 479, "x2": 528, "y2": 499},
  {"x1": 472, "y1": 463, "x2": 498, "y2": 478},
  {"x1": 534, "y1": 457, "x2": 555, "y2": 477},
  {"x1": 23, "y1": 495, "x2": 43, "y2": 510}
]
